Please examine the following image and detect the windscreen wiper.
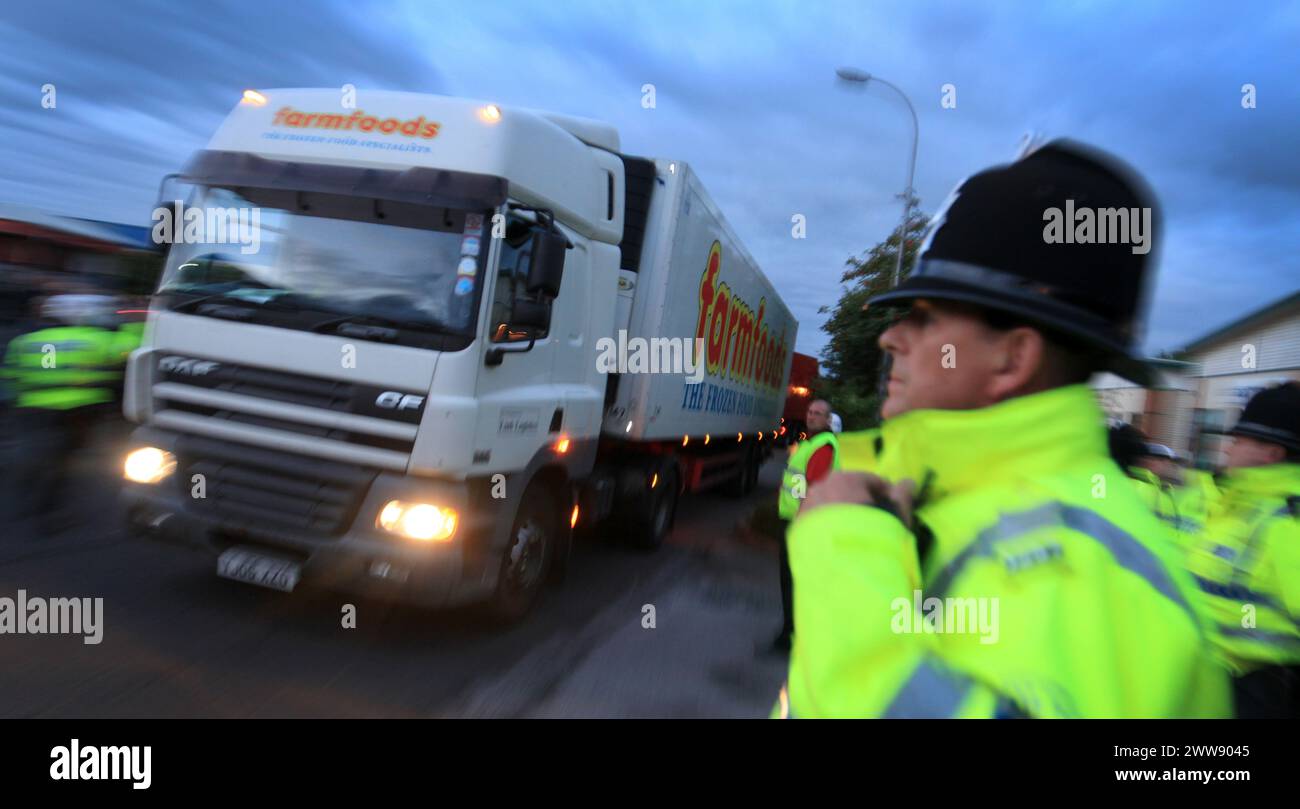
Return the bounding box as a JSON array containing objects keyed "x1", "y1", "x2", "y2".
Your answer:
[
  {"x1": 164, "y1": 290, "x2": 240, "y2": 313},
  {"x1": 164, "y1": 288, "x2": 302, "y2": 314},
  {"x1": 308, "y1": 313, "x2": 440, "y2": 341}
]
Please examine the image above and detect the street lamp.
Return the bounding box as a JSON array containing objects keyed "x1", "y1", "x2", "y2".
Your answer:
[{"x1": 835, "y1": 67, "x2": 919, "y2": 288}]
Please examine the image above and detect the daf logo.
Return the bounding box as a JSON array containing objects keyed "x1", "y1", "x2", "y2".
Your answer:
[
  {"x1": 375, "y1": 391, "x2": 425, "y2": 411},
  {"x1": 159, "y1": 355, "x2": 220, "y2": 376}
]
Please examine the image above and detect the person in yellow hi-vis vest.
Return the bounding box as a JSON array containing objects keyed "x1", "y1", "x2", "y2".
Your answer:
[
  {"x1": 1185, "y1": 382, "x2": 1300, "y2": 718},
  {"x1": 772, "y1": 399, "x2": 839, "y2": 651},
  {"x1": 2, "y1": 294, "x2": 122, "y2": 532},
  {"x1": 1107, "y1": 423, "x2": 1206, "y2": 553},
  {"x1": 776, "y1": 141, "x2": 1230, "y2": 718}
]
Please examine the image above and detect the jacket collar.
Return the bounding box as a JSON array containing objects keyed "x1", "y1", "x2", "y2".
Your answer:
[
  {"x1": 1128, "y1": 466, "x2": 1168, "y2": 490},
  {"x1": 1217, "y1": 463, "x2": 1300, "y2": 500},
  {"x1": 879, "y1": 384, "x2": 1109, "y2": 499}
]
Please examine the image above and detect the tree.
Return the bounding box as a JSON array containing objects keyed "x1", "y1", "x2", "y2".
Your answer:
[{"x1": 817, "y1": 210, "x2": 930, "y2": 430}]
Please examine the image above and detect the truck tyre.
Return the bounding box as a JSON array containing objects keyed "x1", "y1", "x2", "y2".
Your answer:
[
  {"x1": 628, "y1": 463, "x2": 677, "y2": 551},
  {"x1": 485, "y1": 485, "x2": 557, "y2": 623}
]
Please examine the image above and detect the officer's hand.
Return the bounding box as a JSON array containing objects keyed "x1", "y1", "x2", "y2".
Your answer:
[
  {"x1": 802, "y1": 471, "x2": 874, "y2": 513},
  {"x1": 803, "y1": 472, "x2": 917, "y2": 528}
]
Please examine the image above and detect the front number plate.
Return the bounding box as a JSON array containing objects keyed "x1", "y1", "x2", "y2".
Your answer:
[{"x1": 217, "y1": 547, "x2": 301, "y2": 593}]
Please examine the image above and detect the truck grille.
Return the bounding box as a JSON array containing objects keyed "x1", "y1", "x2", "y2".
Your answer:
[
  {"x1": 165, "y1": 359, "x2": 358, "y2": 413},
  {"x1": 151, "y1": 353, "x2": 424, "y2": 460},
  {"x1": 176, "y1": 435, "x2": 376, "y2": 537},
  {"x1": 161, "y1": 402, "x2": 413, "y2": 453}
]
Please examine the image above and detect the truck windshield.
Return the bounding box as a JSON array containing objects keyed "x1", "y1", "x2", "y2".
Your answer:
[{"x1": 156, "y1": 186, "x2": 487, "y2": 342}]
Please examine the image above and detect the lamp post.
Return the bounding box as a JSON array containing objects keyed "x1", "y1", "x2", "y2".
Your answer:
[{"x1": 835, "y1": 67, "x2": 919, "y2": 288}]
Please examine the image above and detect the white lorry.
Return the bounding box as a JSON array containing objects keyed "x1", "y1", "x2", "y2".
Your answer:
[{"x1": 121, "y1": 89, "x2": 796, "y2": 619}]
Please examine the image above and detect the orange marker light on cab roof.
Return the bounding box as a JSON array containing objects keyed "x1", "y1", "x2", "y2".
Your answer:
[
  {"x1": 242, "y1": 89, "x2": 268, "y2": 106},
  {"x1": 554, "y1": 436, "x2": 570, "y2": 454}
]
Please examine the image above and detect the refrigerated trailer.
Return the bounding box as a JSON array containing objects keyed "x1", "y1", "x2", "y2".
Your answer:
[{"x1": 121, "y1": 89, "x2": 797, "y2": 620}]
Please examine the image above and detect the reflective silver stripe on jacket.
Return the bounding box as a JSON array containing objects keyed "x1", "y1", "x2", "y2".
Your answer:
[
  {"x1": 1218, "y1": 626, "x2": 1300, "y2": 649},
  {"x1": 928, "y1": 501, "x2": 1194, "y2": 622},
  {"x1": 882, "y1": 660, "x2": 972, "y2": 718},
  {"x1": 1231, "y1": 505, "x2": 1293, "y2": 587}
]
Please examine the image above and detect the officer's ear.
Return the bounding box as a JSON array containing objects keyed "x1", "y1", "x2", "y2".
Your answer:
[{"x1": 985, "y1": 326, "x2": 1049, "y2": 402}]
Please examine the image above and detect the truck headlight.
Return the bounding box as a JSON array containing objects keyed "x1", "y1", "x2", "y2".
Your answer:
[
  {"x1": 377, "y1": 500, "x2": 458, "y2": 542},
  {"x1": 124, "y1": 447, "x2": 176, "y2": 484}
]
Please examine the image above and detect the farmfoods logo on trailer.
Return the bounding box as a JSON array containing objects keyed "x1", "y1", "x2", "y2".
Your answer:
[
  {"x1": 695, "y1": 241, "x2": 789, "y2": 394},
  {"x1": 272, "y1": 106, "x2": 441, "y2": 139}
]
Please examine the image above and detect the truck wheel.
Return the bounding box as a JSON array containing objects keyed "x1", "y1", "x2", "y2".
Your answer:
[
  {"x1": 485, "y1": 486, "x2": 556, "y2": 623},
  {"x1": 628, "y1": 463, "x2": 677, "y2": 551}
]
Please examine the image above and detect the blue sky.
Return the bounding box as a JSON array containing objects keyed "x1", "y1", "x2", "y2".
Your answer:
[{"x1": 1, "y1": 0, "x2": 1296, "y2": 357}]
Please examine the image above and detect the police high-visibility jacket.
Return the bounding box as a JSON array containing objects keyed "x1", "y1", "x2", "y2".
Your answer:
[
  {"x1": 1127, "y1": 466, "x2": 1179, "y2": 524},
  {"x1": 1177, "y1": 468, "x2": 1221, "y2": 533},
  {"x1": 835, "y1": 428, "x2": 882, "y2": 474},
  {"x1": 779, "y1": 431, "x2": 840, "y2": 520},
  {"x1": 1125, "y1": 467, "x2": 1206, "y2": 551},
  {"x1": 1, "y1": 326, "x2": 121, "y2": 410},
  {"x1": 1185, "y1": 463, "x2": 1300, "y2": 674},
  {"x1": 781, "y1": 384, "x2": 1230, "y2": 718}
]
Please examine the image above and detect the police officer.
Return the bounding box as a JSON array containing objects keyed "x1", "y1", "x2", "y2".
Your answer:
[
  {"x1": 774, "y1": 399, "x2": 839, "y2": 651},
  {"x1": 1186, "y1": 382, "x2": 1300, "y2": 717},
  {"x1": 1, "y1": 294, "x2": 122, "y2": 533},
  {"x1": 1108, "y1": 423, "x2": 1200, "y2": 543},
  {"x1": 1143, "y1": 443, "x2": 1221, "y2": 543},
  {"x1": 777, "y1": 140, "x2": 1230, "y2": 718}
]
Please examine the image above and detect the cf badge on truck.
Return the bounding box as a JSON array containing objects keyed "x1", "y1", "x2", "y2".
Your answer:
[{"x1": 375, "y1": 391, "x2": 425, "y2": 411}]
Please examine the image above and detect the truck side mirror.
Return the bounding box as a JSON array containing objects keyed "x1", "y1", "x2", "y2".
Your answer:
[{"x1": 526, "y1": 229, "x2": 567, "y2": 298}]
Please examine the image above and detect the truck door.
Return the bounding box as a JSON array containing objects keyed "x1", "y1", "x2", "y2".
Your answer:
[{"x1": 473, "y1": 216, "x2": 591, "y2": 472}]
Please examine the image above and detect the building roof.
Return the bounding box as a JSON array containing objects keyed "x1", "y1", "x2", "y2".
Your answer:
[
  {"x1": 1176, "y1": 289, "x2": 1300, "y2": 356},
  {"x1": 67, "y1": 218, "x2": 155, "y2": 250},
  {"x1": 0, "y1": 202, "x2": 156, "y2": 251}
]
